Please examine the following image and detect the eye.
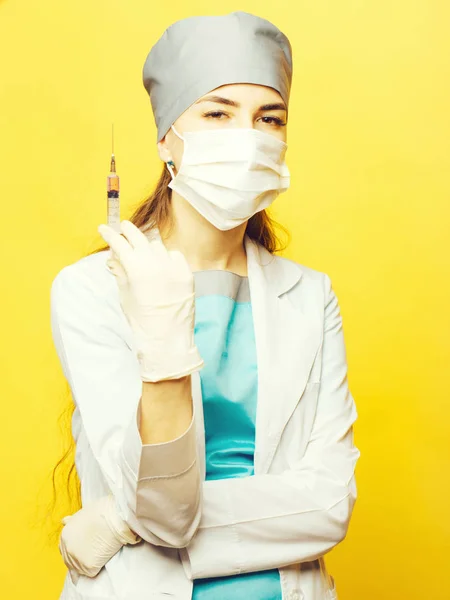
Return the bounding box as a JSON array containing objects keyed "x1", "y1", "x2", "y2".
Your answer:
[
  {"x1": 260, "y1": 116, "x2": 287, "y2": 127},
  {"x1": 202, "y1": 111, "x2": 229, "y2": 119}
]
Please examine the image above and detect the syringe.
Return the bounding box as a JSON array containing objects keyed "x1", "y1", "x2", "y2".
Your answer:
[{"x1": 107, "y1": 123, "x2": 121, "y2": 233}]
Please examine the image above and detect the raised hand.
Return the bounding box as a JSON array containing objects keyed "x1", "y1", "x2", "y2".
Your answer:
[{"x1": 99, "y1": 220, "x2": 204, "y2": 382}]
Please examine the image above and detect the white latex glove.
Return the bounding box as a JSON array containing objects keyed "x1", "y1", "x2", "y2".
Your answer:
[
  {"x1": 99, "y1": 220, "x2": 204, "y2": 382},
  {"x1": 59, "y1": 495, "x2": 140, "y2": 579}
]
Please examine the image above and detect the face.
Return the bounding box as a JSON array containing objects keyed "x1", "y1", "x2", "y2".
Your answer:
[{"x1": 157, "y1": 83, "x2": 288, "y2": 169}]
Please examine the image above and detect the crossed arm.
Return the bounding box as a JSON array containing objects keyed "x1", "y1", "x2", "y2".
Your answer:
[{"x1": 52, "y1": 267, "x2": 359, "y2": 580}]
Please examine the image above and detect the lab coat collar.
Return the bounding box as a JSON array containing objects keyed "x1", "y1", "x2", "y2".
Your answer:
[{"x1": 244, "y1": 233, "x2": 304, "y2": 297}]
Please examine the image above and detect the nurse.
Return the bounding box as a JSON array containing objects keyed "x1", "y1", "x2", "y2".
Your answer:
[{"x1": 51, "y1": 10, "x2": 359, "y2": 600}]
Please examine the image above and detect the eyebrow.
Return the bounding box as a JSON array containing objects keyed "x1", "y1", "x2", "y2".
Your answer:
[{"x1": 195, "y1": 95, "x2": 287, "y2": 112}]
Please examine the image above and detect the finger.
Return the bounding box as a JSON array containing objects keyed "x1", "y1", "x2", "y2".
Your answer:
[
  {"x1": 59, "y1": 540, "x2": 77, "y2": 573},
  {"x1": 147, "y1": 236, "x2": 170, "y2": 260},
  {"x1": 108, "y1": 247, "x2": 118, "y2": 262},
  {"x1": 106, "y1": 257, "x2": 128, "y2": 285},
  {"x1": 70, "y1": 555, "x2": 87, "y2": 576},
  {"x1": 69, "y1": 569, "x2": 80, "y2": 585},
  {"x1": 85, "y1": 565, "x2": 102, "y2": 578},
  {"x1": 59, "y1": 533, "x2": 85, "y2": 575},
  {"x1": 120, "y1": 221, "x2": 154, "y2": 252},
  {"x1": 167, "y1": 249, "x2": 191, "y2": 275},
  {"x1": 63, "y1": 546, "x2": 85, "y2": 576},
  {"x1": 59, "y1": 536, "x2": 72, "y2": 566},
  {"x1": 98, "y1": 224, "x2": 133, "y2": 270},
  {"x1": 123, "y1": 220, "x2": 169, "y2": 257},
  {"x1": 121, "y1": 221, "x2": 169, "y2": 262}
]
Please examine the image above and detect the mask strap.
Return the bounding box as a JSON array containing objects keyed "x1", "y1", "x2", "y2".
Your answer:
[
  {"x1": 165, "y1": 125, "x2": 185, "y2": 179},
  {"x1": 171, "y1": 124, "x2": 184, "y2": 140}
]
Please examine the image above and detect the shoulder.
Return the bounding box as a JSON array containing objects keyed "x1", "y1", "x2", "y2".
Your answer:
[
  {"x1": 50, "y1": 250, "x2": 119, "y2": 308},
  {"x1": 49, "y1": 250, "x2": 132, "y2": 348},
  {"x1": 252, "y1": 238, "x2": 328, "y2": 286},
  {"x1": 252, "y1": 239, "x2": 339, "y2": 324},
  {"x1": 276, "y1": 254, "x2": 328, "y2": 282},
  {"x1": 260, "y1": 244, "x2": 331, "y2": 299},
  {"x1": 269, "y1": 255, "x2": 341, "y2": 335}
]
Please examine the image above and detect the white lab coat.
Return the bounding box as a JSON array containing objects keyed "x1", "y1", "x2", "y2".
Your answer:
[{"x1": 50, "y1": 232, "x2": 360, "y2": 600}]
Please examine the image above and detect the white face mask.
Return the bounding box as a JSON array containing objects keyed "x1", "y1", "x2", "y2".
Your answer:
[{"x1": 165, "y1": 124, "x2": 290, "y2": 231}]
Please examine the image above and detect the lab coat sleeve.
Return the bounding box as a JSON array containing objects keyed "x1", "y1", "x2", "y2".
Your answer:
[
  {"x1": 50, "y1": 264, "x2": 202, "y2": 548},
  {"x1": 179, "y1": 273, "x2": 360, "y2": 579}
]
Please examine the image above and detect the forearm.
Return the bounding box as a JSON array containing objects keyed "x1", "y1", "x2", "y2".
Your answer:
[
  {"x1": 117, "y1": 373, "x2": 201, "y2": 546},
  {"x1": 180, "y1": 446, "x2": 358, "y2": 579},
  {"x1": 139, "y1": 375, "x2": 193, "y2": 444}
]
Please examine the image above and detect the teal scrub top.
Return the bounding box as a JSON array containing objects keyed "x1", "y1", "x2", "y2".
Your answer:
[{"x1": 191, "y1": 270, "x2": 282, "y2": 600}]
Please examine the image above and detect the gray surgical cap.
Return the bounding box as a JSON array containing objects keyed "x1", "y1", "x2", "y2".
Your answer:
[{"x1": 142, "y1": 11, "x2": 293, "y2": 142}]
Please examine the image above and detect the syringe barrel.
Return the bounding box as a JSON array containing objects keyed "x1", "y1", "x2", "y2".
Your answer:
[
  {"x1": 107, "y1": 174, "x2": 120, "y2": 233},
  {"x1": 107, "y1": 173, "x2": 120, "y2": 192}
]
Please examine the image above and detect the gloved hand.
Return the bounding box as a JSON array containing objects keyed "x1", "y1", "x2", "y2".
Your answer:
[
  {"x1": 99, "y1": 220, "x2": 204, "y2": 382},
  {"x1": 59, "y1": 495, "x2": 140, "y2": 579}
]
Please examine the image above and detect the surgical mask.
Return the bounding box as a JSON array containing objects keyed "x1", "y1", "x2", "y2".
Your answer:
[{"x1": 165, "y1": 125, "x2": 290, "y2": 231}]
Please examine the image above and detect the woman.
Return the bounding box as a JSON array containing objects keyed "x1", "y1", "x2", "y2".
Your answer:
[{"x1": 50, "y1": 10, "x2": 360, "y2": 600}]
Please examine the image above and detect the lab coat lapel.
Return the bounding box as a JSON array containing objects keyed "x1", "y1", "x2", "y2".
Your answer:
[{"x1": 245, "y1": 236, "x2": 322, "y2": 474}]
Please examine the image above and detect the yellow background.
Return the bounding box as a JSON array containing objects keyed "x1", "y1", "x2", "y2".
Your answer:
[{"x1": 1, "y1": 0, "x2": 449, "y2": 598}]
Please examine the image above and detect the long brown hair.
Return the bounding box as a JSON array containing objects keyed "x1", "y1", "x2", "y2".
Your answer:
[{"x1": 48, "y1": 163, "x2": 290, "y2": 542}]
